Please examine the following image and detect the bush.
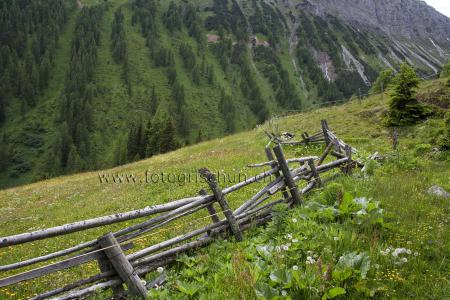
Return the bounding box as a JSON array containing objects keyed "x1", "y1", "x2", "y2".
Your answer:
[
  {"x1": 414, "y1": 143, "x2": 432, "y2": 156},
  {"x1": 321, "y1": 182, "x2": 344, "y2": 206}
]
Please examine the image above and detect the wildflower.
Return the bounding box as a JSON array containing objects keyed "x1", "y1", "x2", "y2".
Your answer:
[
  {"x1": 306, "y1": 256, "x2": 315, "y2": 265},
  {"x1": 385, "y1": 247, "x2": 391, "y2": 253},
  {"x1": 286, "y1": 234, "x2": 292, "y2": 239},
  {"x1": 292, "y1": 238, "x2": 299, "y2": 243},
  {"x1": 286, "y1": 243, "x2": 292, "y2": 247},
  {"x1": 400, "y1": 257, "x2": 408, "y2": 263},
  {"x1": 275, "y1": 246, "x2": 282, "y2": 252},
  {"x1": 414, "y1": 252, "x2": 419, "y2": 257},
  {"x1": 380, "y1": 250, "x2": 388, "y2": 256},
  {"x1": 281, "y1": 290, "x2": 287, "y2": 296},
  {"x1": 292, "y1": 218, "x2": 298, "y2": 223},
  {"x1": 157, "y1": 267, "x2": 164, "y2": 273},
  {"x1": 406, "y1": 249, "x2": 412, "y2": 255},
  {"x1": 282, "y1": 245, "x2": 289, "y2": 251},
  {"x1": 333, "y1": 236, "x2": 339, "y2": 241},
  {"x1": 392, "y1": 252, "x2": 398, "y2": 257},
  {"x1": 292, "y1": 265, "x2": 299, "y2": 271}
]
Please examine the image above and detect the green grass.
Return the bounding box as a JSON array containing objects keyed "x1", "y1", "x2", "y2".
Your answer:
[{"x1": 0, "y1": 78, "x2": 448, "y2": 299}]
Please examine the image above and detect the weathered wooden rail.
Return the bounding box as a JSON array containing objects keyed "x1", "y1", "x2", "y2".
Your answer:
[{"x1": 0, "y1": 120, "x2": 362, "y2": 299}]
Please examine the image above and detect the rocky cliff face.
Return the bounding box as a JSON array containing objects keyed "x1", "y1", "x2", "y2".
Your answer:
[{"x1": 302, "y1": 0, "x2": 450, "y2": 45}]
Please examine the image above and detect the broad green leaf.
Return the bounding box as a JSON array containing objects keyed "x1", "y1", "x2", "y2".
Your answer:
[
  {"x1": 255, "y1": 281, "x2": 278, "y2": 299},
  {"x1": 325, "y1": 287, "x2": 346, "y2": 299}
]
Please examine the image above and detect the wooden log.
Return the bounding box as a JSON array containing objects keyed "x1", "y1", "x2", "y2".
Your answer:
[
  {"x1": 265, "y1": 147, "x2": 290, "y2": 201},
  {"x1": 0, "y1": 197, "x2": 200, "y2": 248},
  {"x1": 233, "y1": 176, "x2": 282, "y2": 215},
  {"x1": 117, "y1": 202, "x2": 212, "y2": 243},
  {"x1": 199, "y1": 189, "x2": 220, "y2": 224},
  {"x1": 0, "y1": 250, "x2": 100, "y2": 288},
  {"x1": 331, "y1": 151, "x2": 364, "y2": 167},
  {"x1": 222, "y1": 167, "x2": 279, "y2": 194},
  {"x1": 199, "y1": 168, "x2": 243, "y2": 242},
  {"x1": 98, "y1": 233, "x2": 148, "y2": 299},
  {"x1": 344, "y1": 145, "x2": 353, "y2": 174},
  {"x1": 273, "y1": 144, "x2": 302, "y2": 205},
  {"x1": 317, "y1": 142, "x2": 334, "y2": 166},
  {"x1": 307, "y1": 159, "x2": 321, "y2": 187},
  {"x1": 0, "y1": 239, "x2": 96, "y2": 272},
  {"x1": 52, "y1": 279, "x2": 122, "y2": 300},
  {"x1": 30, "y1": 271, "x2": 116, "y2": 300},
  {"x1": 96, "y1": 251, "x2": 124, "y2": 295},
  {"x1": 321, "y1": 119, "x2": 330, "y2": 145},
  {"x1": 127, "y1": 219, "x2": 229, "y2": 261}
]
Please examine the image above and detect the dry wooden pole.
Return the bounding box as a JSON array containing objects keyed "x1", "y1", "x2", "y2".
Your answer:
[
  {"x1": 344, "y1": 145, "x2": 353, "y2": 174},
  {"x1": 307, "y1": 159, "x2": 321, "y2": 187},
  {"x1": 98, "y1": 233, "x2": 148, "y2": 299},
  {"x1": 317, "y1": 142, "x2": 334, "y2": 166},
  {"x1": 273, "y1": 144, "x2": 302, "y2": 205},
  {"x1": 199, "y1": 189, "x2": 220, "y2": 224},
  {"x1": 0, "y1": 197, "x2": 200, "y2": 248},
  {"x1": 199, "y1": 168, "x2": 243, "y2": 242},
  {"x1": 321, "y1": 119, "x2": 330, "y2": 145},
  {"x1": 96, "y1": 251, "x2": 124, "y2": 295}
]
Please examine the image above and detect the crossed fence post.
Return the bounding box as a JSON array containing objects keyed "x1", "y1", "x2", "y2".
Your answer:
[{"x1": 198, "y1": 168, "x2": 243, "y2": 242}]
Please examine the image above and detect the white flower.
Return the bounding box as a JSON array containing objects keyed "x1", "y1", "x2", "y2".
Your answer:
[
  {"x1": 281, "y1": 290, "x2": 287, "y2": 296},
  {"x1": 286, "y1": 234, "x2": 293, "y2": 239},
  {"x1": 292, "y1": 238, "x2": 299, "y2": 243},
  {"x1": 307, "y1": 251, "x2": 313, "y2": 256},
  {"x1": 275, "y1": 246, "x2": 282, "y2": 252},
  {"x1": 292, "y1": 218, "x2": 298, "y2": 223},
  {"x1": 157, "y1": 267, "x2": 164, "y2": 273},
  {"x1": 385, "y1": 248, "x2": 391, "y2": 253},
  {"x1": 400, "y1": 257, "x2": 408, "y2": 263},
  {"x1": 286, "y1": 243, "x2": 292, "y2": 247},
  {"x1": 414, "y1": 252, "x2": 419, "y2": 257},
  {"x1": 306, "y1": 256, "x2": 315, "y2": 265},
  {"x1": 141, "y1": 279, "x2": 147, "y2": 285},
  {"x1": 380, "y1": 250, "x2": 388, "y2": 256},
  {"x1": 282, "y1": 245, "x2": 289, "y2": 251},
  {"x1": 392, "y1": 252, "x2": 398, "y2": 257},
  {"x1": 292, "y1": 265, "x2": 299, "y2": 271},
  {"x1": 333, "y1": 236, "x2": 339, "y2": 241},
  {"x1": 406, "y1": 249, "x2": 412, "y2": 255}
]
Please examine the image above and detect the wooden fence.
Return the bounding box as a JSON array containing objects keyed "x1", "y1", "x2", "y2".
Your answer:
[{"x1": 0, "y1": 120, "x2": 363, "y2": 300}]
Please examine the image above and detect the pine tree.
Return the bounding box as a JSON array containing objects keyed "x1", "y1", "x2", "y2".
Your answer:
[
  {"x1": 159, "y1": 116, "x2": 180, "y2": 153},
  {"x1": 387, "y1": 62, "x2": 428, "y2": 126},
  {"x1": 150, "y1": 86, "x2": 158, "y2": 115}
]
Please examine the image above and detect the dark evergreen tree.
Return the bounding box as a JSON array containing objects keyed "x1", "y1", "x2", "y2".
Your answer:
[
  {"x1": 387, "y1": 62, "x2": 428, "y2": 126},
  {"x1": 163, "y1": 2, "x2": 182, "y2": 33}
]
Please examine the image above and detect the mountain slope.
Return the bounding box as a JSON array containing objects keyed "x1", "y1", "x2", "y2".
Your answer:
[
  {"x1": 0, "y1": 78, "x2": 448, "y2": 299},
  {"x1": 0, "y1": 0, "x2": 449, "y2": 189}
]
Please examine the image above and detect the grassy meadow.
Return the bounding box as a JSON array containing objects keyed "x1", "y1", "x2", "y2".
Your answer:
[{"x1": 0, "y1": 78, "x2": 449, "y2": 299}]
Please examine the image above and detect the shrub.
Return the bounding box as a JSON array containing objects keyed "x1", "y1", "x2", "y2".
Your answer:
[{"x1": 414, "y1": 143, "x2": 432, "y2": 156}]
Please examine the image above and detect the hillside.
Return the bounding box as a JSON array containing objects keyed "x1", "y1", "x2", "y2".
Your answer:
[
  {"x1": 0, "y1": 0, "x2": 449, "y2": 189},
  {"x1": 0, "y1": 78, "x2": 448, "y2": 299}
]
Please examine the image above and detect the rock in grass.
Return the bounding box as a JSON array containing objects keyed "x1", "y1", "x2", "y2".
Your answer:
[{"x1": 427, "y1": 185, "x2": 450, "y2": 198}]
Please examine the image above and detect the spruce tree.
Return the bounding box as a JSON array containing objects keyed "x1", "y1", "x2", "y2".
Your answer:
[{"x1": 387, "y1": 62, "x2": 427, "y2": 126}]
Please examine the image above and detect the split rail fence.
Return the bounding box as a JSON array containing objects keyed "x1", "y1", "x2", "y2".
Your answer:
[{"x1": 0, "y1": 120, "x2": 363, "y2": 299}]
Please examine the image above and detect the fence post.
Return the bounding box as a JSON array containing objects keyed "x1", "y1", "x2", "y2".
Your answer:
[
  {"x1": 96, "y1": 252, "x2": 125, "y2": 294},
  {"x1": 98, "y1": 233, "x2": 148, "y2": 299},
  {"x1": 307, "y1": 159, "x2": 321, "y2": 187},
  {"x1": 344, "y1": 145, "x2": 353, "y2": 174},
  {"x1": 199, "y1": 189, "x2": 220, "y2": 224},
  {"x1": 321, "y1": 119, "x2": 330, "y2": 145},
  {"x1": 264, "y1": 147, "x2": 290, "y2": 201},
  {"x1": 198, "y1": 168, "x2": 243, "y2": 242},
  {"x1": 273, "y1": 144, "x2": 302, "y2": 206}
]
